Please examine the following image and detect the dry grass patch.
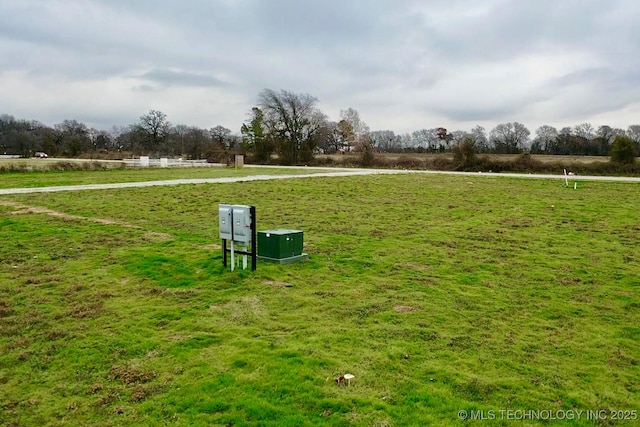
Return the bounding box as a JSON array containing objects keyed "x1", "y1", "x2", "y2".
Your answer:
[
  {"x1": 402, "y1": 263, "x2": 430, "y2": 272},
  {"x1": 262, "y1": 280, "x2": 293, "y2": 288},
  {"x1": 108, "y1": 362, "x2": 156, "y2": 385},
  {"x1": 66, "y1": 302, "x2": 105, "y2": 319},
  {"x1": 201, "y1": 243, "x2": 222, "y2": 250},
  {"x1": 1, "y1": 200, "x2": 136, "y2": 227},
  {"x1": 86, "y1": 383, "x2": 104, "y2": 395},
  {"x1": 168, "y1": 334, "x2": 194, "y2": 340},
  {"x1": 392, "y1": 305, "x2": 419, "y2": 313}
]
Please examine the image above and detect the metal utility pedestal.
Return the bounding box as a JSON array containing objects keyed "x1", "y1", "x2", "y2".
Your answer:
[{"x1": 221, "y1": 205, "x2": 256, "y2": 271}]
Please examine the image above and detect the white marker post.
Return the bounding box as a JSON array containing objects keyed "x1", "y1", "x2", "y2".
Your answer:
[
  {"x1": 230, "y1": 240, "x2": 235, "y2": 272},
  {"x1": 564, "y1": 169, "x2": 569, "y2": 187},
  {"x1": 243, "y1": 245, "x2": 248, "y2": 270}
]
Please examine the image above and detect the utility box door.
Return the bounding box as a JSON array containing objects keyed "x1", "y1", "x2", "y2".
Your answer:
[
  {"x1": 218, "y1": 204, "x2": 233, "y2": 240},
  {"x1": 258, "y1": 229, "x2": 303, "y2": 259},
  {"x1": 232, "y1": 205, "x2": 252, "y2": 243}
]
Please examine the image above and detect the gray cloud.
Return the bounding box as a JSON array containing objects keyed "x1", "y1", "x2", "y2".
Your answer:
[
  {"x1": 135, "y1": 69, "x2": 228, "y2": 88},
  {"x1": 1, "y1": 0, "x2": 640, "y2": 133}
]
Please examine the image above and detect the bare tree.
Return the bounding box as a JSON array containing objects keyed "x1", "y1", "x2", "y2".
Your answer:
[
  {"x1": 92, "y1": 129, "x2": 112, "y2": 152},
  {"x1": 337, "y1": 119, "x2": 355, "y2": 152},
  {"x1": 435, "y1": 127, "x2": 454, "y2": 151},
  {"x1": 532, "y1": 125, "x2": 558, "y2": 153},
  {"x1": 258, "y1": 89, "x2": 325, "y2": 164},
  {"x1": 627, "y1": 125, "x2": 640, "y2": 143},
  {"x1": 339, "y1": 108, "x2": 369, "y2": 151},
  {"x1": 470, "y1": 125, "x2": 488, "y2": 151},
  {"x1": 411, "y1": 129, "x2": 431, "y2": 151},
  {"x1": 173, "y1": 124, "x2": 189, "y2": 156},
  {"x1": 573, "y1": 123, "x2": 594, "y2": 140},
  {"x1": 489, "y1": 122, "x2": 530, "y2": 153},
  {"x1": 324, "y1": 121, "x2": 343, "y2": 154},
  {"x1": 559, "y1": 126, "x2": 572, "y2": 136},
  {"x1": 138, "y1": 110, "x2": 171, "y2": 155},
  {"x1": 54, "y1": 119, "x2": 90, "y2": 156},
  {"x1": 210, "y1": 125, "x2": 232, "y2": 149},
  {"x1": 411, "y1": 129, "x2": 442, "y2": 152},
  {"x1": 311, "y1": 120, "x2": 337, "y2": 154},
  {"x1": 449, "y1": 130, "x2": 470, "y2": 146},
  {"x1": 186, "y1": 126, "x2": 211, "y2": 160},
  {"x1": 369, "y1": 130, "x2": 401, "y2": 152},
  {"x1": 398, "y1": 133, "x2": 413, "y2": 151}
]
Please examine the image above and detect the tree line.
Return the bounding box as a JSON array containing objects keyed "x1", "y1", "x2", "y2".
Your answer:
[
  {"x1": 0, "y1": 110, "x2": 241, "y2": 161},
  {"x1": 1, "y1": 88, "x2": 639, "y2": 163}
]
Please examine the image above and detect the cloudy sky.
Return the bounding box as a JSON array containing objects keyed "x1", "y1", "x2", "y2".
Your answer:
[{"x1": 1, "y1": 0, "x2": 639, "y2": 135}]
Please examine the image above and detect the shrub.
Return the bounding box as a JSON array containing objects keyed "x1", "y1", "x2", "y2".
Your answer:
[
  {"x1": 394, "y1": 156, "x2": 425, "y2": 169},
  {"x1": 429, "y1": 156, "x2": 455, "y2": 171},
  {"x1": 206, "y1": 150, "x2": 232, "y2": 164},
  {"x1": 360, "y1": 143, "x2": 376, "y2": 167},
  {"x1": 453, "y1": 138, "x2": 477, "y2": 170},
  {"x1": 309, "y1": 156, "x2": 335, "y2": 167},
  {"x1": 610, "y1": 135, "x2": 637, "y2": 164},
  {"x1": 514, "y1": 153, "x2": 540, "y2": 171},
  {"x1": 0, "y1": 163, "x2": 29, "y2": 173}
]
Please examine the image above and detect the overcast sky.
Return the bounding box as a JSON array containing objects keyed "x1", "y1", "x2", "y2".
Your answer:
[{"x1": 1, "y1": 0, "x2": 639, "y2": 135}]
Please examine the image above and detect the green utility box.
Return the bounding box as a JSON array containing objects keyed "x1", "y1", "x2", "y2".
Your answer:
[{"x1": 257, "y1": 229, "x2": 308, "y2": 264}]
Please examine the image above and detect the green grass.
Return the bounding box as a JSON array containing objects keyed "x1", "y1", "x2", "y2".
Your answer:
[
  {"x1": 1, "y1": 172, "x2": 639, "y2": 426},
  {"x1": 0, "y1": 165, "x2": 323, "y2": 189}
]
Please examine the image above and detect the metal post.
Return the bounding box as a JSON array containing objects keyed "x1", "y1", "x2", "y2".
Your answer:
[
  {"x1": 230, "y1": 240, "x2": 235, "y2": 272},
  {"x1": 222, "y1": 239, "x2": 227, "y2": 267},
  {"x1": 250, "y1": 206, "x2": 257, "y2": 271},
  {"x1": 230, "y1": 210, "x2": 235, "y2": 271}
]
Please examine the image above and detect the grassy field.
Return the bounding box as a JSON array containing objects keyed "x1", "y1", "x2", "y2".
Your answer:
[
  {"x1": 0, "y1": 165, "x2": 323, "y2": 189},
  {"x1": 1, "y1": 170, "x2": 639, "y2": 426}
]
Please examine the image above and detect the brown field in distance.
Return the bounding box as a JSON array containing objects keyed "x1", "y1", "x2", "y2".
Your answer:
[{"x1": 318, "y1": 153, "x2": 613, "y2": 164}]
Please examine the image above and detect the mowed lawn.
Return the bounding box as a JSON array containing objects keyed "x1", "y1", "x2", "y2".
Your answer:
[
  {"x1": 0, "y1": 172, "x2": 639, "y2": 426},
  {"x1": 0, "y1": 164, "x2": 321, "y2": 189}
]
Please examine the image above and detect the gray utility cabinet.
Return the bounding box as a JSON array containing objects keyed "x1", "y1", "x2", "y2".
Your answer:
[
  {"x1": 257, "y1": 229, "x2": 307, "y2": 264},
  {"x1": 219, "y1": 204, "x2": 252, "y2": 243}
]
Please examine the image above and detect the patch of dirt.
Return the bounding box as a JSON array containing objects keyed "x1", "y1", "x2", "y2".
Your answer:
[
  {"x1": 67, "y1": 302, "x2": 105, "y2": 319},
  {"x1": 0, "y1": 301, "x2": 14, "y2": 318},
  {"x1": 393, "y1": 305, "x2": 419, "y2": 313},
  {"x1": 23, "y1": 277, "x2": 40, "y2": 285},
  {"x1": 130, "y1": 385, "x2": 148, "y2": 402},
  {"x1": 262, "y1": 280, "x2": 293, "y2": 288},
  {"x1": 94, "y1": 389, "x2": 120, "y2": 407},
  {"x1": 108, "y1": 363, "x2": 156, "y2": 385},
  {"x1": 168, "y1": 334, "x2": 193, "y2": 340},
  {"x1": 202, "y1": 243, "x2": 222, "y2": 250},
  {"x1": 64, "y1": 284, "x2": 86, "y2": 296},
  {"x1": 1, "y1": 201, "x2": 136, "y2": 226},
  {"x1": 403, "y1": 263, "x2": 430, "y2": 272},
  {"x1": 0, "y1": 201, "x2": 173, "y2": 240},
  {"x1": 143, "y1": 231, "x2": 172, "y2": 242},
  {"x1": 86, "y1": 383, "x2": 104, "y2": 395},
  {"x1": 314, "y1": 291, "x2": 336, "y2": 298},
  {"x1": 560, "y1": 277, "x2": 582, "y2": 285}
]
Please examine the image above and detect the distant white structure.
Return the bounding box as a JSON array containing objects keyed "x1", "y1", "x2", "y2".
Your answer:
[{"x1": 139, "y1": 156, "x2": 150, "y2": 167}]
